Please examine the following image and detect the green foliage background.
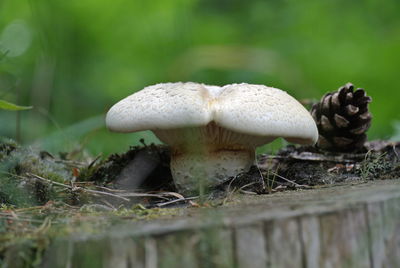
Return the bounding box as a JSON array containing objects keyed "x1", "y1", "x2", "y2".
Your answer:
[{"x1": 0, "y1": 0, "x2": 399, "y2": 155}]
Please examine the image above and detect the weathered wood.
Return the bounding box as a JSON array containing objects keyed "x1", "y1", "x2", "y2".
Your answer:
[
  {"x1": 42, "y1": 237, "x2": 146, "y2": 268},
  {"x1": 145, "y1": 238, "x2": 158, "y2": 268},
  {"x1": 319, "y1": 208, "x2": 370, "y2": 268},
  {"x1": 266, "y1": 218, "x2": 302, "y2": 268},
  {"x1": 156, "y1": 233, "x2": 199, "y2": 268},
  {"x1": 381, "y1": 196, "x2": 400, "y2": 268},
  {"x1": 153, "y1": 227, "x2": 234, "y2": 268},
  {"x1": 366, "y1": 202, "x2": 386, "y2": 268},
  {"x1": 198, "y1": 228, "x2": 234, "y2": 268},
  {"x1": 11, "y1": 180, "x2": 400, "y2": 267},
  {"x1": 299, "y1": 216, "x2": 321, "y2": 268},
  {"x1": 235, "y1": 223, "x2": 267, "y2": 268},
  {"x1": 106, "y1": 237, "x2": 143, "y2": 268}
]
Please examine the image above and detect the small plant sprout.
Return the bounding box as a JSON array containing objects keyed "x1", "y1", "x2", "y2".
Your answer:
[{"x1": 106, "y1": 82, "x2": 318, "y2": 194}]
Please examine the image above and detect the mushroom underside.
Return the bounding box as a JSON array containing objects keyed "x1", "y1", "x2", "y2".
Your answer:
[{"x1": 153, "y1": 122, "x2": 277, "y2": 193}]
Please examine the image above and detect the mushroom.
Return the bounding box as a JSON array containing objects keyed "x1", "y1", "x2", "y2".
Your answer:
[{"x1": 106, "y1": 82, "x2": 318, "y2": 194}]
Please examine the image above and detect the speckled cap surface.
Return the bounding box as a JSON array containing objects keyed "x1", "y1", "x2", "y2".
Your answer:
[
  {"x1": 106, "y1": 82, "x2": 212, "y2": 132},
  {"x1": 106, "y1": 82, "x2": 318, "y2": 145},
  {"x1": 215, "y1": 83, "x2": 318, "y2": 144}
]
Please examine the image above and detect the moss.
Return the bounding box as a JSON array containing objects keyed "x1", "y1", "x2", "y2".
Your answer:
[
  {"x1": 113, "y1": 205, "x2": 182, "y2": 220},
  {"x1": 0, "y1": 176, "x2": 35, "y2": 207},
  {"x1": 0, "y1": 201, "x2": 185, "y2": 266},
  {"x1": 0, "y1": 145, "x2": 73, "y2": 207},
  {"x1": 358, "y1": 151, "x2": 394, "y2": 180},
  {"x1": 0, "y1": 147, "x2": 71, "y2": 183},
  {"x1": 0, "y1": 137, "x2": 18, "y2": 161}
]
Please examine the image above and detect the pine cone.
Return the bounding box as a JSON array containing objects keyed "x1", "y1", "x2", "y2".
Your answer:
[{"x1": 311, "y1": 83, "x2": 372, "y2": 152}]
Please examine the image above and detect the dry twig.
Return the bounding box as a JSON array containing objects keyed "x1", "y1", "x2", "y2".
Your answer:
[
  {"x1": 27, "y1": 173, "x2": 130, "y2": 202},
  {"x1": 268, "y1": 171, "x2": 311, "y2": 189},
  {"x1": 155, "y1": 196, "x2": 198, "y2": 207}
]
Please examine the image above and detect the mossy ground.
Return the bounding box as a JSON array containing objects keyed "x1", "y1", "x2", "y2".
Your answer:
[{"x1": 0, "y1": 138, "x2": 399, "y2": 266}]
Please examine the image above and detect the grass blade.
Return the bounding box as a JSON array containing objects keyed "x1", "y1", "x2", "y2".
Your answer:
[{"x1": 0, "y1": 99, "x2": 32, "y2": 111}]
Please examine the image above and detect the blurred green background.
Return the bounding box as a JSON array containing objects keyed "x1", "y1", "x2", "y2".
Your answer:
[{"x1": 1, "y1": 0, "x2": 399, "y2": 156}]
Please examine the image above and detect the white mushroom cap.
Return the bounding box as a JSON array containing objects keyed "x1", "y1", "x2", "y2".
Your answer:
[
  {"x1": 106, "y1": 82, "x2": 212, "y2": 132},
  {"x1": 106, "y1": 82, "x2": 318, "y2": 145}
]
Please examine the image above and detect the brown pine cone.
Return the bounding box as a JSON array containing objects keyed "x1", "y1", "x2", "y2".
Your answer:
[{"x1": 311, "y1": 83, "x2": 372, "y2": 152}]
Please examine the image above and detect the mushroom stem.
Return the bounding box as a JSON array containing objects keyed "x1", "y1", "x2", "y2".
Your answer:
[
  {"x1": 170, "y1": 147, "x2": 255, "y2": 194},
  {"x1": 153, "y1": 122, "x2": 267, "y2": 194}
]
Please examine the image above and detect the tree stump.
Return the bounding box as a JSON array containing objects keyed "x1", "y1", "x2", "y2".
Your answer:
[{"x1": 5, "y1": 180, "x2": 399, "y2": 268}]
